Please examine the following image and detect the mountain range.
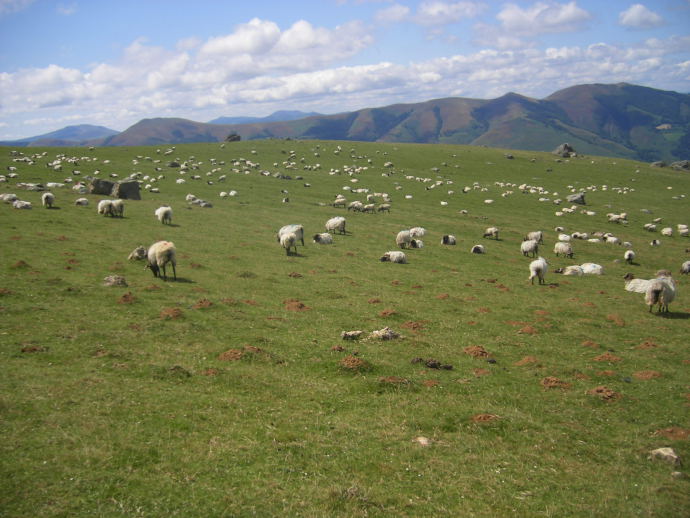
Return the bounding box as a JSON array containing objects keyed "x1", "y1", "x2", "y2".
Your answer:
[{"x1": 2, "y1": 83, "x2": 688, "y2": 162}]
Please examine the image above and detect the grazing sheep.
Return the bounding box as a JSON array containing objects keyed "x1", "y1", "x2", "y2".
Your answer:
[
  {"x1": 377, "y1": 203, "x2": 391, "y2": 213},
  {"x1": 661, "y1": 227, "x2": 673, "y2": 237},
  {"x1": 624, "y1": 273, "x2": 651, "y2": 293},
  {"x1": 483, "y1": 227, "x2": 498, "y2": 240},
  {"x1": 155, "y1": 206, "x2": 172, "y2": 225},
  {"x1": 313, "y1": 233, "x2": 333, "y2": 245},
  {"x1": 127, "y1": 246, "x2": 147, "y2": 261},
  {"x1": 325, "y1": 217, "x2": 346, "y2": 234},
  {"x1": 280, "y1": 232, "x2": 298, "y2": 255},
  {"x1": 624, "y1": 250, "x2": 635, "y2": 265},
  {"x1": 380, "y1": 251, "x2": 407, "y2": 264},
  {"x1": 679, "y1": 261, "x2": 690, "y2": 275},
  {"x1": 145, "y1": 241, "x2": 177, "y2": 281},
  {"x1": 525, "y1": 231, "x2": 544, "y2": 244},
  {"x1": 332, "y1": 198, "x2": 346, "y2": 208},
  {"x1": 41, "y1": 192, "x2": 54, "y2": 208},
  {"x1": 97, "y1": 199, "x2": 113, "y2": 217},
  {"x1": 111, "y1": 199, "x2": 124, "y2": 218},
  {"x1": 645, "y1": 270, "x2": 675, "y2": 313},
  {"x1": 347, "y1": 201, "x2": 362, "y2": 212},
  {"x1": 521, "y1": 239, "x2": 539, "y2": 258},
  {"x1": 441, "y1": 235, "x2": 456, "y2": 245},
  {"x1": 554, "y1": 242, "x2": 573, "y2": 258},
  {"x1": 361, "y1": 203, "x2": 376, "y2": 213},
  {"x1": 276, "y1": 224, "x2": 304, "y2": 246},
  {"x1": 528, "y1": 256, "x2": 548, "y2": 285},
  {"x1": 396, "y1": 230, "x2": 411, "y2": 249},
  {"x1": 650, "y1": 239, "x2": 661, "y2": 246},
  {"x1": 470, "y1": 244, "x2": 484, "y2": 254},
  {"x1": 410, "y1": 227, "x2": 426, "y2": 238}
]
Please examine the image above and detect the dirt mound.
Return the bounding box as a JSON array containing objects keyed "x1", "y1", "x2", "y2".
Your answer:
[
  {"x1": 400, "y1": 321, "x2": 425, "y2": 332},
  {"x1": 636, "y1": 341, "x2": 658, "y2": 350},
  {"x1": 581, "y1": 340, "x2": 599, "y2": 348},
  {"x1": 421, "y1": 380, "x2": 439, "y2": 387},
  {"x1": 535, "y1": 311, "x2": 550, "y2": 316},
  {"x1": 21, "y1": 346, "x2": 40, "y2": 353},
  {"x1": 338, "y1": 355, "x2": 369, "y2": 371},
  {"x1": 117, "y1": 292, "x2": 135, "y2": 304},
  {"x1": 411, "y1": 285, "x2": 422, "y2": 289},
  {"x1": 652, "y1": 428, "x2": 690, "y2": 440},
  {"x1": 476, "y1": 307, "x2": 491, "y2": 313},
  {"x1": 367, "y1": 298, "x2": 381, "y2": 304},
  {"x1": 0, "y1": 288, "x2": 13, "y2": 295},
  {"x1": 190, "y1": 287, "x2": 207, "y2": 293},
  {"x1": 288, "y1": 271, "x2": 302, "y2": 278},
  {"x1": 467, "y1": 321, "x2": 477, "y2": 326},
  {"x1": 220, "y1": 298, "x2": 236, "y2": 304},
  {"x1": 435, "y1": 293, "x2": 449, "y2": 299},
  {"x1": 11, "y1": 260, "x2": 30, "y2": 268},
  {"x1": 596, "y1": 370, "x2": 617, "y2": 377},
  {"x1": 470, "y1": 414, "x2": 500, "y2": 422},
  {"x1": 378, "y1": 376, "x2": 410, "y2": 384},
  {"x1": 505, "y1": 320, "x2": 531, "y2": 326},
  {"x1": 472, "y1": 368, "x2": 491, "y2": 377},
  {"x1": 515, "y1": 356, "x2": 538, "y2": 366},
  {"x1": 540, "y1": 376, "x2": 569, "y2": 389},
  {"x1": 283, "y1": 299, "x2": 312, "y2": 311},
  {"x1": 266, "y1": 316, "x2": 285, "y2": 321},
  {"x1": 189, "y1": 263, "x2": 202, "y2": 269},
  {"x1": 192, "y1": 298, "x2": 213, "y2": 309},
  {"x1": 201, "y1": 368, "x2": 217, "y2": 376},
  {"x1": 633, "y1": 371, "x2": 661, "y2": 380},
  {"x1": 159, "y1": 308, "x2": 183, "y2": 320},
  {"x1": 66, "y1": 259, "x2": 79, "y2": 264},
  {"x1": 463, "y1": 346, "x2": 493, "y2": 359},
  {"x1": 56, "y1": 236, "x2": 68, "y2": 241},
  {"x1": 517, "y1": 326, "x2": 538, "y2": 335},
  {"x1": 580, "y1": 302, "x2": 596, "y2": 307},
  {"x1": 241, "y1": 299, "x2": 258, "y2": 305},
  {"x1": 605, "y1": 314, "x2": 625, "y2": 326},
  {"x1": 143, "y1": 284, "x2": 161, "y2": 291},
  {"x1": 217, "y1": 349, "x2": 243, "y2": 361},
  {"x1": 588, "y1": 386, "x2": 620, "y2": 400},
  {"x1": 330, "y1": 345, "x2": 345, "y2": 352},
  {"x1": 378, "y1": 309, "x2": 396, "y2": 317},
  {"x1": 593, "y1": 352, "x2": 622, "y2": 362},
  {"x1": 573, "y1": 373, "x2": 591, "y2": 380},
  {"x1": 390, "y1": 280, "x2": 400, "y2": 285}
]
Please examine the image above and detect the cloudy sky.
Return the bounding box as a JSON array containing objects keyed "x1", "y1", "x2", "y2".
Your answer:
[{"x1": 0, "y1": 0, "x2": 688, "y2": 139}]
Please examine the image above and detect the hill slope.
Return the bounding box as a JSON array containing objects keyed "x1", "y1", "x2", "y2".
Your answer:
[
  {"x1": 208, "y1": 110, "x2": 323, "y2": 125},
  {"x1": 0, "y1": 124, "x2": 119, "y2": 147}
]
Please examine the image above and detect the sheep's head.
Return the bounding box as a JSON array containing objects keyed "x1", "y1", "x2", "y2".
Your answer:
[{"x1": 379, "y1": 254, "x2": 391, "y2": 262}]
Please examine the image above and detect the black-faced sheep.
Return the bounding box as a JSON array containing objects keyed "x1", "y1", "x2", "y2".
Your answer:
[
  {"x1": 680, "y1": 261, "x2": 690, "y2": 275},
  {"x1": 313, "y1": 233, "x2": 333, "y2": 245},
  {"x1": 471, "y1": 244, "x2": 484, "y2": 254},
  {"x1": 145, "y1": 241, "x2": 177, "y2": 281},
  {"x1": 380, "y1": 251, "x2": 406, "y2": 264},
  {"x1": 409, "y1": 239, "x2": 424, "y2": 249},
  {"x1": 377, "y1": 203, "x2": 390, "y2": 213},
  {"x1": 624, "y1": 250, "x2": 635, "y2": 265},
  {"x1": 441, "y1": 235, "x2": 456, "y2": 245},
  {"x1": 529, "y1": 256, "x2": 548, "y2": 285}
]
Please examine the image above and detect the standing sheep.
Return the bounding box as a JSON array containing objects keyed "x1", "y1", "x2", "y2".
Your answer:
[
  {"x1": 525, "y1": 231, "x2": 544, "y2": 244},
  {"x1": 155, "y1": 205, "x2": 172, "y2": 225},
  {"x1": 483, "y1": 227, "x2": 498, "y2": 240},
  {"x1": 276, "y1": 224, "x2": 304, "y2": 246},
  {"x1": 554, "y1": 242, "x2": 573, "y2": 258},
  {"x1": 97, "y1": 199, "x2": 113, "y2": 217},
  {"x1": 396, "y1": 230, "x2": 411, "y2": 249},
  {"x1": 528, "y1": 256, "x2": 548, "y2": 285},
  {"x1": 41, "y1": 192, "x2": 54, "y2": 208},
  {"x1": 521, "y1": 239, "x2": 539, "y2": 258},
  {"x1": 145, "y1": 241, "x2": 177, "y2": 281},
  {"x1": 280, "y1": 232, "x2": 298, "y2": 255},
  {"x1": 111, "y1": 199, "x2": 124, "y2": 218},
  {"x1": 325, "y1": 217, "x2": 346, "y2": 234},
  {"x1": 645, "y1": 270, "x2": 675, "y2": 313},
  {"x1": 624, "y1": 250, "x2": 635, "y2": 265}
]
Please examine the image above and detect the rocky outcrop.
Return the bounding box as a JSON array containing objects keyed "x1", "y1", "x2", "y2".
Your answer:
[
  {"x1": 567, "y1": 193, "x2": 586, "y2": 205},
  {"x1": 553, "y1": 143, "x2": 575, "y2": 158},
  {"x1": 111, "y1": 181, "x2": 140, "y2": 200},
  {"x1": 651, "y1": 161, "x2": 666, "y2": 168},
  {"x1": 89, "y1": 178, "x2": 115, "y2": 195},
  {"x1": 670, "y1": 160, "x2": 689, "y2": 171}
]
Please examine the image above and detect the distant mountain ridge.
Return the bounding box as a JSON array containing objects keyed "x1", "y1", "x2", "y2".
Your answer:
[
  {"x1": 2, "y1": 84, "x2": 688, "y2": 161},
  {"x1": 208, "y1": 110, "x2": 322, "y2": 125},
  {"x1": 0, "y1": 124, "x2": 120, "y2": 147}
]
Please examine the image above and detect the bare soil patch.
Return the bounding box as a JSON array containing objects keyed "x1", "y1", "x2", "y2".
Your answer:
[
  {"x1": 159, "y1": 308, "x2": 183, "y2": 320},
  {"x1": 220, "y1": 297, "x2": 236, "y2": 304},
  {"x1": 476, "y1": 307, "x2": 490, "y2": 313},
  {"x1": 535, "y1": 310, "x2": 550, "y2": 316},
  {"x1": 472, "y1": 368, "x2": 491, "y2": 377},
  {"x1": 217, "y1": 349, "x2": 243, "y2": 361},
  {"x1": 143, "y1": 284, "x2": 161, "y2": 291},
  {"x1": 283, "y1": 298, "x2": 312, "y2": 311},
  {"x1": 189, "y1": 263, "x2": 202, "y2": 269},
  {"x1": 367, "y1": 298, "x2": 381, "y2": 304},
  {"x1": 463, "y1": 345, "x2": 493, "y2": 359},
  {"x1": 505, "y1": 320, "x2": 531, "y2": 326},
  {"x1": 515, "y1": 356, "x2": 538, "y2": 366},
  {"x1": 581, "y1": 340, "x2": 599, "y2": 348},
  {"x1": 117, "y1": 292, "x2": 135, "y2": 304},
  {"x1": 605, "y1": 314, "x2": 625, "y2": 326},
  {"x1": 470, "y1": 414, "x2": 500, "y2": 422},
  {"x1": 573, "y1": 373, "x2": 591, "y2": 380},
  {"x1": 466, "y1": 321, "x2": 477, "y2": 326},
  {"x1": 435, "y1": 293, "x2": 449, "y2": 299},
  {"x1": 338, "y1": 355, "x2": 369, "y2": 371},
  {"x1": 588, "y1": 386, "x2": 620, "y2": 401},
  {"x1": 593, "y1": 353, "x2": 622, "y2": 362},
  {"x1": 421, "y1": 379, "x2": 440, "y2": 387},
  {"x1": 21, "y1": 346, "x2": 41, "y2": 353},
  {"x1": 192, "y1": 298, "x2": 213, "y2": 309},
  {"x1": 400, "y1": 321, "x2": 425, "y2": 332},
  {"x1": 11, "y1": 260, "x2": 30, "y2": 268},
  {"x1": 636, "y1": 340, "x2": 658, "y2": 350},
  {"x1": 517, "y1": 326, "x2": 539, "y2": 335},
  {"x1": 127, "y1": 323, "x2": 141, "y2": 331},
  {"x1": 190, "y1": 287, "x2": 207, "y2": 293},
  {"x1": 540, "y1": 376, "x2": 569, "y2": 389},
  {"x1": 201, "y1": 369, "x2": 217, "y2": 376},
  {"x1": 0, "y1": 288, "x2": 14, "y2": 295},
  {"x1": 288, "y1": 271, "x2": 302, "y2": 278},
  {"x1": 56, "y1": 236, "x2": 68, "y2": 241},
  {"x1": 66, "y1": 259, "x2": 79, "y2": 264},
  {"x1": 580, "y1": 302, "x2": 596, "y2": 307},
  {"x1": 411, "y1": 284, "x2": 422, "y2": 289},
  {"x1": 390, "y1": 280, "x2": 400, "y2": 285},
  {"x1": 330, "y1": 345, "x2": 345, "y2": 352},
  {"x1": 652, "y1": 428, "x2": 690, "y2": 440},
  {"x1": 266, "y1": 316, "x2": 285, "y2": 321},
  {"x1": 596, "y1": 370, "x2": 617, "y2": 377},
  {"x1": 633, "y1": 370, "x2": 661, "y2": 380},
  {"x1": 241, "y1": 299, "x2": 258, "y2": 305},
  {"x1": 378, "y1": 376, "x2": 410, "y2": 385},
  {"x1": 378, "y1": 309, "x2": 396, "y2": 317}
]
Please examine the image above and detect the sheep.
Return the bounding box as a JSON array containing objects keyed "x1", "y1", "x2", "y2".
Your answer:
[
  {"x1": 528, "y1": 256, "x2": 548, "y2": 285},
  {"x1": 377, "y1": 203, "x2": 391, "y2": 213},
  {"x1": 580, "y1": 263, "x2": 603, "y2": 275},
  {"x1": 441, "y1": 235, "x2": 456, "y2": 245},
  {"x1": 651, "y1": 239, "x2": 661, "y2": 246},
  {"x1": 555, "y1": 265, "x2": 584, "y2": 276},
  {"x1": 325, "y1": 217, "x2": 346, "y2": 234},
  {"x1": 41, "y1": 192, "x2": 54, "y2": 208},
  {"x1": 521, "y1": 239, "x2": 539, "y2": 258},
  {"x1": 680, "y1": 261, "x2": 690, "y2": 275},
  {"x1": 155, "y1": 205, "x2": 172, "y2": 225},
  {"x1": 624, "y1": 250, "x2": 635, "y2": 265},
  {"x1": 409, "y1": 239, "x2": 424, "y2": 249},
  {"x1": 380, "y1": 251, "x2": 407, "y2": 264},
  {"x1": 623, "y1": 273, "x2": 651, "y2": 293},
  {"x1": 348, "y1": 201, "x2": 362, "y2": 212},
  {"x1": 111, "y1": 199, "x2": 124, "y2": 218},
  {"x1": 645, "y1": 270, "x2": 675, "y2": 313},
  {"x1": 553, "y1": 242, "x2": 573, "y2": 258},
  {"x1": 313, "y1": 233, "x2": 333, "y2": 245},
  {"x1": 276, "y1": 224, "x2": 304, "y2": 247},
  {"x1": 661, "y1": 227, "x2": 673, "y2": 237},
  {"x1": 604, "y1": 235, "x2": 620, "y2": 245},
  {"x1": 144, "y1": 241, "x2": 177, "y2": 281},
  {"x1": 558, "y1": 233, "x2": 571, "y2": 242},
  {"x1": 361, "y1": 204, "x2": 376, "y2": 213},
  {"x1": 97, "y1": 199, "x2": 113, "y2": 217},
  {"x1": 410, "y1": 227, "x2": 426, "y2": 238},
  {"x1": 332, "y1": 198, "x2": 346, "y2": 208},
  {"x1": 280, "y1": 232, "x2": 298, "y2": 255},
  {"x1": 483, "y1": 227, "x2": 498, "y2": 240},
  {"x1": 12, "y1": 200, "x2": 31, "y2": 209},
  {"x1": 525, "y1": 231, "x2": 544, "y2": 244},
  {"x1": 396, "y1": 230, "x2": 412, "y2": 249},
  {"x1": 0, "y1": 193, "x2": 18, "y2": 202},
  {"x1": 74, "y1": 198, "x2": 89, "y2": 205},
  {"x1": 127, "y1": 246, "x2": 147, "y2": 261},
  {"x1": 470, "y1": 244, "x2": 484, "y2": 254}
]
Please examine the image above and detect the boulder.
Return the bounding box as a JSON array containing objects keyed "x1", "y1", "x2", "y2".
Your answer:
[
  {"x1": 650, "y1": 161, "x2": 666, "y2": 168},
  {"x1": 567, "y1": 193, "x2": 586, "y2": 204},
  {"x1": 648, "y1": 447, "x2": 680, "y2": 466},
  {"x1": 504, "y1": 153, "x2": 514, "y2": 159},
  {"x1": 553, "y1": 143, "x2": 575, "y2": 158},
  {"x1": 111, "y1": 181, "x2": 140, "y2": 200},
  {"x1": 670, "y1": 160, "x2": 689, "y2": 171},
  {"x1": 224, "y1": 133, "x2": 241, "y2": 143},
  {"x1": 166, "y1": 161, "x2": 180, "y2": 168},
  {"x1": 102, "y1": 276, "x2": 127, "y2": 287},
  {"x1": 89, "y1": 178, "x2": 115, "y2": 195}
]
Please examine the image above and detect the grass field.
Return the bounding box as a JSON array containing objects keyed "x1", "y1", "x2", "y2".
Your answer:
[{"x1": 1, "y1": 140, "x2": 689, "y2": 517}]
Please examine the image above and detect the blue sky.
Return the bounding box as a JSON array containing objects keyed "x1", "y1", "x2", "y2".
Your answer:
[{"x1": 0, "y1": 0, "x2": 688, "y2": 139}]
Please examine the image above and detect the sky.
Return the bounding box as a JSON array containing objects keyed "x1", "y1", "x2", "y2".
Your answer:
[{"x1": 0, "y1": 0, "x2": 689, "y2": 140}]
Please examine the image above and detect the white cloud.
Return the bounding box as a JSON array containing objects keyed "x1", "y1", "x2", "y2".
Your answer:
[
  {"x1": 0, "y1": 0, "x2": 34, "y2": 17},
  {"x1": 618, "y1": 4, "x2": 665, "y2": 30},
  {"x1": 56, "y1": 2, "x2": 77, "y2": 16},
  {"x1": 495, "y1": 1, "x2": 592, "y2": 36},
  {"x1": 413, "y1": 1, "x2": 489, "y2": 26},
  {"x1": 374, "y1": 3, "x2": 409, "y2": 24}
]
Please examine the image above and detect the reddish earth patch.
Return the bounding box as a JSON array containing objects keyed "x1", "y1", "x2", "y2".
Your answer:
[
  {"x1": 435, "y1": 293, "x2": 449, "y2": 299},
  {"x1": 0, "y1": 288, "x2": 13, "y2": 295},
  {"x1": 464, "y1": 283, "x2": 473, "y2": 287},
  {"x1": 159, "y1": 308, "x2": 183, "y2": 320},
  {"x1": 345, "y1": 252, "x2": 355, "y2": 257},
  {"x1": 498, "y1": 286, "x2": 510, "y2": 293},
  {"x1": 535, "y1": 311, "x2": 550, "y2": 316},
  {"x1": 421, "y1": 379, "x2": 440, "y2": 387},
  {"x1": 409, "y1": 284, "x2": 421, "y2": 289},
  {"x1": 588, "y1": 386, "x2": 620, "y2": 401},
  {"x1": 581, "y1": 302, "x2": 596, "y2": 307},
  {"x1": 66, "y1": 259, "x2": 79, "y2": 264},
  {"x1": 378, "y1": 309, "x2": 397, "y2": 317},
  {"x1": 477, "y1": 307, "x2": 490, "y2": 313},
  {"x1": 21, "y1": 346, "x2": 40, "y2": 353},
  {"x1": 515, "y1": 356, "x2": 539, "y2": 366},
  {"x1": 378, "y1": 376, "x2": 410, "y2": 384},
  {"x1": 266, "y1": 316, "x2": 285, "y2": 321},
  {"x1": 240, "y1": 243, "x2": 249, "y2": 246},
  {"x1": 605, "y1": 314, "x2": 625, "y2": 326},
  {"x1": 391, "y1": 280, "x2": 400, "y2": 285},
  {"x1": 400, "y1": 321, "x2": 425, "y2": 332},
  {"x1": 220, "y1": 298, "x2": 236, "y2": 304},
  {"x1": 56, "y1": 236, "x2": 68, "y2": 241},
  {"x1": 241, "y1": 299, "x2": 258, "y2": 306},
  {"x1": 470, "y1": 414, "x2": 500, "y2": 422},
  {"x1": 653, "y1": 428, "x2": 690, "y2": 440},
  {"x1": 192, "y1": 298, "x2": 213, "y2": 309},
  {"x1": 465, "y1": 296, "x2": 475, "y2": 301},
  {"x1": 633, "y1": 370, "x2": 661, "y2": 380},
  {"x1": 11, "y1": 260, "x2": 30, "y2": 268},
  {"x1": 288, "y1": 271, "x2": 302, "y2": 278},
  {"x1": 94, "y1": 350, "x2": 109, "y2": 357},
  {"x1": 636, "y1": 341, "x2": 658, "y2": 350},
  {"x1": 143, "y1": 284, "x2": 161, "y2": 291},
  {"x1": 117, "y1": 292, "x2": 135, "y2": 304},
  {"x1": 327, "y1": 270, "x2": 337, "y2": 274},
  {"x1": 127, "y1": 323, "x2": 141, "y2": 331},
  {"x1": 60, "y1": 252, "x2": 73, "y2": 256},
  {"x1": 367, "y1": 298, "x2": 381, "y2": 304},
  {"x1": 486, "y1": 278, "x2": 496, "y2": 283},
  {"x1": 330, "y1": 345, "x2": 345, "y2": 352},
  {"x1": 581, "y1": 340, "x2": 599, "y2": 348},
  {"x1": 593, "y1": 353, "x2": 622, "y2": 363},
  {"x1": 596, "y1": 370, "x2": 617, "y2": 377},
  {"x1": 190, "y1": 287, "x2": 207, "y2": 292},
  {"x1": 463, "y1": 345, "x2": 493, "y2": 359},
  {"x1": 682, "y1": 360, "x2": 690, "y2": 365},
  {"x1": 189, "y1": 263, "x2": 202, "y2": 269},
  {"x1": 36, "y1": 233, "x2": 45, "y2": 237},
  {"x1": 540, "y1": 376, "x2": 569, "y2": 389},
  {"x1": 548, "y1": 285, "x2": 558, "y2": 290},
  {"x1": 283, "y1": 298, "x2": 312, "y2": 311},
  {"x1": 466, "y1": 321, "x2": 477, "y2": 326},
  {"x1": 472, "y1": 368, "x2": 491, "y2": 377},
  {"x1": 179, "y1": 254, "x2": 190, "y2": 259},
  {"x1": 307, "y1": 270, "x2": 318, "y2": 274},
  {"x1": 573, "y1": 373, "x2": 591, "y2": 380},
  {"x1": 244, "y1": 345, "x2": 263, "y2": 355},
  {"x1": 201, "y1": 369, "x2": 217, "y2": 376},
  {"x1": 217, "y1": 349, "x2": 243, "y2": 361},
  {"x1": 338, "y1": 355, "x2": 369, "y2": 371},
  {"x1": 517, "y1": 326, "x2": 538, "y2": 335}
]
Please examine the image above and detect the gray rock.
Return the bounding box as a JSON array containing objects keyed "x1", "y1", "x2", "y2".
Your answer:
[
  {"x1": 504, "y1": 153, "x2": 514, "y2": 159},
  {"x1": 111, "y1": 181, "x2": 141, "y2": 200},
  {"x1": 166, "y1": 161, "x2": 180, "y2": 168},
  {"x1": 670, "y1": 160, "x2": 689, "y2": 171},
  {"x1": 553, "y1": 143, "x2": 575, "y2": 158},
  {"x1": 88, "y1": 178, "x2": 114, "y2": 195},
  {"x1": 567, "y1": 193, "x2": 586, "y2": 204},
  {"x1": 651, "y1": 161, "x2": 666, "y2": 168},
  {"x1": 102, "y1": 275, "x2": 127, "y2": 287}
]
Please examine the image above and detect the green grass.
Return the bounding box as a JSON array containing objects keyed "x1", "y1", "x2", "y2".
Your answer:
[{"x1": 1, "y1": 141, "x2": 689, "y2": 517}]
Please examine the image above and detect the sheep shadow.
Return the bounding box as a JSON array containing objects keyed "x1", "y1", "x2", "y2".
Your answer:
[
  {"x1": 169, "y1": 277, "x2": 195, "y2": 284},
  {"x1": 655, "y1": 312, "x2": 690, "y2": 320},
  {"x1": 46, "y1": 206, "x2": 61, "y2": 210}
]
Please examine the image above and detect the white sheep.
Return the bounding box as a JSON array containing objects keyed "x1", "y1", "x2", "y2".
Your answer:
[
  {"x1": 396, "y1": 230, "x2": 411, "y2": 249},
  {"x1": 155, "y1": 205, "x2": 172, "y2": 225},
  {"x1": 145, "y1": 241, "x2": 177, "y2": 281},
  {"x1": 470, "y1": 244, "x2": 484, "y2": 254},
  {"x1": 623, "y1": 273, "x2": 651, "y2": 293},
  {"x1": 12, "y1": 200, "x2": 31, "y2": 209},
  {"x1": 581, "y1": 263, "x2": 604, "y2": 275},
  {"x1": 554, "y1": 242, "x2": 573, "y2": 258},
  {"x1": 521, "y1": 239, "x2": 539, "y2": 258},
  {"x1": 410, "y1": 227, "x2": 426, "y2": 238},
  {"x1": 441, "y1": 235, "x2": 456, "y2": 245},
  {"x1": 380, "y1": 251, "x2": 406, "y2": 264},
  {"x1": 409, "y1": 239, "x2": 424, "y2": 249},
  {"x1": 75, "y1": 198, "x2": 88, "y2": 205},
  {"x1": 528, "y1": 256, "x2": 548, "y2": 285},
  {"x1": 41, "y1": 192, "x2": 54, "y2": 208},
  {"x1": 679, "y1": 261, "x2": 690, "y2": 275},
  {"x1": 347, "y1": 201, "x2": 362, "y2": 212},
  {"x1": 558, "y1": 233, "x2": 571, "y2": 242},
  {"x1": 276, "y1": 225, "x2": 304, "y2": 247},
  {"x1": 280, "y1": 232, "x2": 298, "y2": 255},
  {"x1": 661, "y1": 227, "x2": 673, "y2": 237},
  {"x1": 377, "y1": 203, "x2": 390, "y2": 213},
  {"x1": 650, "y1": 239, "x2": 661, "y2": 246},
  {"x1": 361, "y1": 203, "x2": 376, "y2": 213},
  {"x1": 97, "y1": 199, "x2": 113, "y2": 217},
  {"x1": 645, "y1": 270, "x2": 675, "y2": 313},
  {"x1": 127, "y1": 246, "x2": 147, "y2": 261},
  {"x1": 483, "y1": 227, "x2": 498, "y2": 240},
  {"x1": 0, "y1": 193, "x2": 18, "y2": 202},
  {"x1": 624, "y1": 250, "x2": 635, "y2": 265},
  {"x1": 325, "y1": 217, "x2": 346, "y2": 234},
  {"x1": 313, "y1": 233, "x2": 334, "y2": 245},
  {"x1": 111, "y1": 199, "x2": 124, "y2": 218},
  {"x1": 558, "y1": 265, "x2": 584, "y2": 276}
]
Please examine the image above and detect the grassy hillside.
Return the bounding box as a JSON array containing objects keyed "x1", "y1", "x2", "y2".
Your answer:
[{"x1": 1, "y1": 140, "x2": 689, "y2": 516}]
